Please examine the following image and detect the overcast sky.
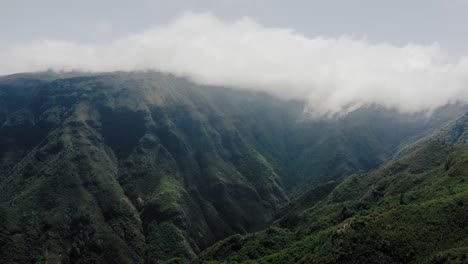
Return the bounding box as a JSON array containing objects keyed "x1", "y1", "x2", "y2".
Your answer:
[
  {"x1": 2, "y1": 0, "x2": 468, "y2": 55},
  {"x1": 1, "y1": 0, "x2": 468, "y2": 116}
]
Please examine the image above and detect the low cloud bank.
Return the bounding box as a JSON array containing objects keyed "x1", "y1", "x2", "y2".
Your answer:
[{"x1": 1, "y1": 13, "x2": 468, "y2": 117}]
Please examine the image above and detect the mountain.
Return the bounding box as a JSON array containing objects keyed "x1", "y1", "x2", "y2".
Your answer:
[
  {"x1": 394, "y1": 114, "x2": 468, "y2": 159},
  {"x1": 0, "y1": 71, "x2": 466, "y2": 263},
  {"x1": 0, "y1": 72, "x2": 290, "y2": 263},
  {"x1": 198, "y1": 114, "x2": 468, "y2": 264}
]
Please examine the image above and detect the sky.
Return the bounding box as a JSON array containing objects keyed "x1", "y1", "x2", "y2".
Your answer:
[
  {"x1": 2, "y1": 0, "x2": 468, "y2": 55},
  {"x1": 1, "y1": 0, "x2": 468, "y2": 116}
]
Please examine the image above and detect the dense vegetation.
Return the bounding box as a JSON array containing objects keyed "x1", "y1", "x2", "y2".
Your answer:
[
  {"x1": 0, "y1": 72, "x2": 466, "y2": 263},
  {"x1": 197, "y1": 116, "x2": 468, "y2": 263}
]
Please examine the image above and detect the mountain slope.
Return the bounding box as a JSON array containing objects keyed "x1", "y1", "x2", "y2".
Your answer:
[
  {"x1": 0, "y1": 72, "x2": 290, "y2": 263},
  {"x1": 0, "y1": 72, "x2": 466, "y2": 263},
  {"x1": 199, "y1": 115, "x2": 468, "y2": 264},
  {"x1": 395, "y1": 114, "x2": 468, "y2": 159}
]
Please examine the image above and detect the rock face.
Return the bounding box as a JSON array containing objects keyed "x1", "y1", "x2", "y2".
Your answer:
[{"x1": 0, "y1": 72, "x2": 465, "y2": 263}]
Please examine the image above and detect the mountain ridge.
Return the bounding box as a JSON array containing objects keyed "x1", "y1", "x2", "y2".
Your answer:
[{"x1": 0, "y1": 71, "x2": 466, "y2": 263}]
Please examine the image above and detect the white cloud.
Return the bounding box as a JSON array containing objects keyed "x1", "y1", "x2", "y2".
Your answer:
[{"x1": 1, "y1": 12, "x2": 468, "y2": 117}]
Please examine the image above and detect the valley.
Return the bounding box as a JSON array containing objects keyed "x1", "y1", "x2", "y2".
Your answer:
[{"x1": 0, "y1": 72, "x2": 466, "y2": 263}]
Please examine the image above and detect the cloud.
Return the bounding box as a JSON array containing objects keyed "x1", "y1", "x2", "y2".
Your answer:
[{"x1": 1, "y1": 12, "x2": 468, "y2": 117}]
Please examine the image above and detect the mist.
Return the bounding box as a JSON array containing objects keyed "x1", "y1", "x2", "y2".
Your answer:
[{"x1": 1, "y1": 12, "x2": 468, "y2": 117}]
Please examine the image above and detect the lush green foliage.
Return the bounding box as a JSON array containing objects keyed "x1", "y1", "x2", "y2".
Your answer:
[
  {"x1": 0, "y1": 72, "x2": 466, "y2": 263},
  {"x1": 198, "y1": 138, "x2": 468, "y2": 263}
]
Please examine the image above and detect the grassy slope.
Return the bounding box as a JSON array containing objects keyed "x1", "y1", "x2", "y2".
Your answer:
[{"x1": 198, "y1": 131, "x2": 468, "y2": 263}]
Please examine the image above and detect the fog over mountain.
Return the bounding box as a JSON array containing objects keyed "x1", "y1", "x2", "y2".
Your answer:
[
  {"x1": 1, "y1": 12, "x2": 467, "y2": 117},
  {"x1": 2, "y1": 2, "x2": 468, "y2": 263}
]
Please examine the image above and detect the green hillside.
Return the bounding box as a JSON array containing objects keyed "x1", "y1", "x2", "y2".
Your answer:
[
  {"x1": 0, "y1": 72, "x2": 466, "y2": 263},
  {"x1": 198, "y1": 115, "x2": 468, "y2": 264},
  {"x1": 0, "y1": 72, "x2": 289, "y2": 263}
]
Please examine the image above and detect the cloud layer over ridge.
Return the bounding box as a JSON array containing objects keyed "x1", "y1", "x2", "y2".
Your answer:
[{"x1": 1, "y1": 12, "x2": 468, "y2": 116}]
